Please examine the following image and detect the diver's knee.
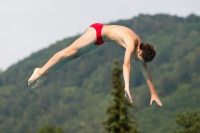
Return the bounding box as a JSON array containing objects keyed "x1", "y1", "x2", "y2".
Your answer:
[
  {"x1": 70, "y1": 50, "x2": 80, "y2": 59},
  {"x1": 55, "y1": 49, "x2": 79, "y2": 59},
  {"x1": 54, "y1": 51, "x2": 65, "y2": 60}
]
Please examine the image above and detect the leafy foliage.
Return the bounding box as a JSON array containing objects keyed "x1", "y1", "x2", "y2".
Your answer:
[
  {"x1": 26, "y1": 125, "x2": 64, "y2": 133},
  {"x1": 169, "y1": 110, "x2": 200, "y2": 133}
]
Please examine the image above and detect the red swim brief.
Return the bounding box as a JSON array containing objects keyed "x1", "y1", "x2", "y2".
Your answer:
[{"x1": 90, "y1": 23, "x2": 105, "y2": 45}]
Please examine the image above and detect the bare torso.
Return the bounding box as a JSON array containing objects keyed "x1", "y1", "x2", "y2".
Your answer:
[{"x1": 101, "y1": 25, "x2": 142, "y2": 49}]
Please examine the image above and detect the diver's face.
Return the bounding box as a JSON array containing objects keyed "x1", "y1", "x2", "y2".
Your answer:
[{"x1": 132, "y1": 48, "x2": 144, "y2": 62}]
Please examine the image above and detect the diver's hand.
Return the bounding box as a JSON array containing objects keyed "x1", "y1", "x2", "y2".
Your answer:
[
  {"x1": 124, "y1": 87, "x2": 133, "y2": 103},
  {"x1": 150, "y1": 93, "x2": 162, "y2": 106}
]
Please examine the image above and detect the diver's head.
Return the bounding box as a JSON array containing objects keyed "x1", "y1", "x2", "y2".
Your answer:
[{"x1": 135, "y1": 43, "x2": 156, "y2": 63}]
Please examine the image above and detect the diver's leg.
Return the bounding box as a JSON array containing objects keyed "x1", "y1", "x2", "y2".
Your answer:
[
  {"x1": 30, "y1": 44, "x2": 99, "y2": 89},
  {"x1": 28, "y1": 27, "x2": 97, "y2": 87},
  {"x1": 28, "y1": 46, "x2": 78, "y2": 86}
]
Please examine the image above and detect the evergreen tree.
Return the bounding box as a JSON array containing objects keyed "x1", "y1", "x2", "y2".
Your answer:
[
  {"x1": 102, "y1": 60, "x2": 140, "y2": 133},
  {"x1": 169, "y1": 110, "x2": 200, "y2": 133}
]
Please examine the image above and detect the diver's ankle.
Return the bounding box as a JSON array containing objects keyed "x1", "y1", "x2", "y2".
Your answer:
[{"x1": 35, "y1": 68, "x2": 42, "y2": 75}]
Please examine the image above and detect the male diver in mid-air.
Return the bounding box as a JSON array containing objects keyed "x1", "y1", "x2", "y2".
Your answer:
[{"x1": 28, "y1": 23, "x2": 162, "y2": 106}]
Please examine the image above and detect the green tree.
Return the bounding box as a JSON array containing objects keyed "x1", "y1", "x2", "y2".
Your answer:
[
  {"x1": 102, "y1": 60, "x2": 140, "y2": 133},
  {"x1": 26, "y1": 125, "x2": 64, "y2": 133},
  {"x1": 169, "y1": 110, "x2": 200, "y2": 133}
]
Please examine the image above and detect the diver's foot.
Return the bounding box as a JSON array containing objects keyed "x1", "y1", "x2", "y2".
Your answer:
[
  {"x1": 30, "y1": 69, "x2": 50, "y2": 89},
  {"x1": 28, "y1": 68, "x2": 41, "y2": 85},
  {"x1": 31, "y1": 76, "x2": 47, "y2": 89}
]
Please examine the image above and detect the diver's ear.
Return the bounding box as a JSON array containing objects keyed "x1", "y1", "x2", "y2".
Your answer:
[{"x1": 137, "y1": 49, "x2": 142, "y2": 55}]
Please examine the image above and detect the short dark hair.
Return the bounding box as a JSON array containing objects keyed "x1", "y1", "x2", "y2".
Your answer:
[{"x1": 139, "y1": 43, "x2": 156, "y2": 63}]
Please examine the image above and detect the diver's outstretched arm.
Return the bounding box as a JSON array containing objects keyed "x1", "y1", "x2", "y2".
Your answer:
[
  {"x1": 140, "y1": 62, "x2": 162, "y2": 106},
  {"x1": 123, "y1": 48, "x2": 135, "y2": 103}
]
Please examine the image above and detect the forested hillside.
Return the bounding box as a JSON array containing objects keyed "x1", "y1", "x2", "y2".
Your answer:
[{"x1": 0, "y1": 14, "x2": 200, "y2": 133}]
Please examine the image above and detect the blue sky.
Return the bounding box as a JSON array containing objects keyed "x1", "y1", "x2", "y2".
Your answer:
[{"x1": 0, "y1": 0, "x2": 200, "y2": 70}]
